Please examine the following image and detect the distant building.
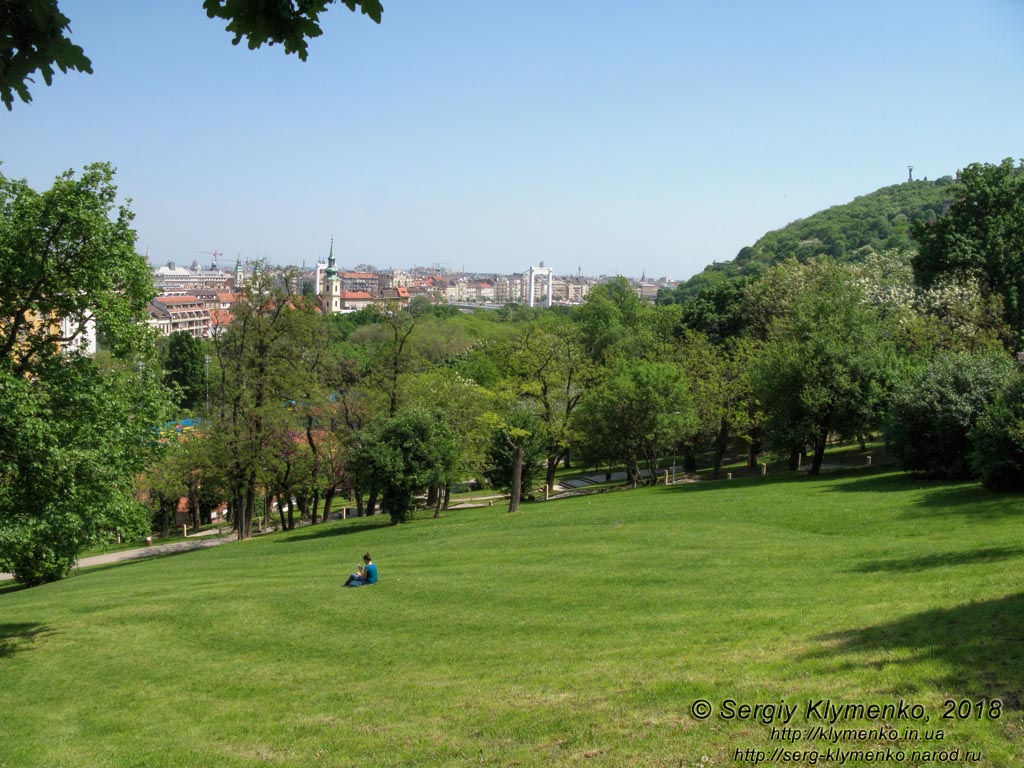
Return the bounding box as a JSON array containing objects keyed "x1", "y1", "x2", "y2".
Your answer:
[
  {"x1": 152, "y1": 260, "x2": 232, "y2": 292},
  {"x1": 148, "y1": 296, "x2": 212, "y2": 337}
]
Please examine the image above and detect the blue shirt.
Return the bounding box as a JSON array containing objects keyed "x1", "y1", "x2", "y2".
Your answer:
[{"x1": 364, "y1": 562, "x2": 378, "y2": 584}]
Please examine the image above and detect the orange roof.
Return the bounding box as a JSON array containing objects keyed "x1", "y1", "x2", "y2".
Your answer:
[
  {"x1": 341, "y1": 272, "x2": 377, "y2": 279},
  {"x1": 215, "y1": 291, "x2": 236, "y2": 303},
  {"x1": 156, "y1": 296, "x2": 203, "y2": 305},
  {"x1": 210, "y1": 309, "x2": 234, "y2": 326},
  {"x1": 341, "y1": 291, "x2": 374, "y2": 300}
]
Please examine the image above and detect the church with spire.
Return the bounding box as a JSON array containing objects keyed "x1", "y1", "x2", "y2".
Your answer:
[{"x1": 319, "y1": 239, "x2": 343, "y2": 313}]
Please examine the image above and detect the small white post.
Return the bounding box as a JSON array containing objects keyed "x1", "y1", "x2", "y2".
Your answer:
[
  {"x1": 761, "y1": 463, "x2": 768, "y2": 477},
  {"x1": 182, "y1": 524, "x2": 188, "y2": 538}
]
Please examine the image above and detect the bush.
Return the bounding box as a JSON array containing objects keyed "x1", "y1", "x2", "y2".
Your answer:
[
  {"x1": 970, "y1": 375, "x2": 1024, "y2": 491},
  {"x1": 885, "y1": 350, "x2": 1016, "y2": 478}
]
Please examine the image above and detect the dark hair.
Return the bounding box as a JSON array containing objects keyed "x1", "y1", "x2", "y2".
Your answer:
[{"x1": 363, "y1": 552, "x2": 372, "y2": 561}]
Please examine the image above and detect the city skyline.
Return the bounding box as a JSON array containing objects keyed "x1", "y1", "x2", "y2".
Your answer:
[{"x1": 3, "y1": 1, "x2": 1022, "y2": 281}]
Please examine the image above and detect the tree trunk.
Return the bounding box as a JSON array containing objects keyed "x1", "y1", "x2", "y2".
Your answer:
[
  {"x1": 683, "y1": 444, "x2": 697, "y2": 473},
  {"x1": 366, "y1": 488, "x2": 379, "y2": 517},
  {"x1": 809, "y1": 412, "x2": 832, "y2": 476},
  {"x1": 320, "y1": 487, "x2": 332, "y2": 522},
  {"x1": 545, "y1": 454, "x2": 558, "y2": 491},
  {"x1": 276, "y1": 493, "x2": 287, "y2": 531},
  {"x1": 788, "y1": 448, "x2": 801, "y2": 471},
  {"x1": 509, "y1": 444, "x2": 524, "y2": 513},
  {"x1": 713, "y1": 417, "x2": 730, "y2": 479},
  {"x1": 747, "y1": 426, "x2": 762, "y2": 469}
]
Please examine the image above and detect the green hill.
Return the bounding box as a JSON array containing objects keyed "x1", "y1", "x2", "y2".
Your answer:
[
  {"x1": 2, "y1": 469, "x2": 1022, "y2": 767},
  {"x1": 670, "y1": 176, "x2": 956, "y2": 302}
]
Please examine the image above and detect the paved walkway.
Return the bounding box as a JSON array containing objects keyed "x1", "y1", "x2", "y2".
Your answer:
[{"x1": 0, "y1": 534, "x2": 236, "y2": 582}]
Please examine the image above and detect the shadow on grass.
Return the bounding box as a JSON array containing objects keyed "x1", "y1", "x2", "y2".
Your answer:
[
  {"x1": 808, "y1": 593, "x2": 1024, "y2": 709},
  {"x1": 0, "y1": 623, "x2": 55, "y2": 658},
  {"x1": 827, "y1": 473, "x2": 1024, "y2": 520},
  {"x1": 853, "y1": 546, "x2": 1024, "y2": 573},
  {"x1": 276, "y1": 517, "x2": 393, "y2": 544}
]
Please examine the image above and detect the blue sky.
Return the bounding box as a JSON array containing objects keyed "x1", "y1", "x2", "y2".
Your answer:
[{"x1": 3, "y1": 1, "x2": 1022, "y2": 280}]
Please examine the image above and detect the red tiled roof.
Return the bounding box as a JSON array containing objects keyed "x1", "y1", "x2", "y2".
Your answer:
[{"x1": 210, "y1": 309, "x2": 234, "y2": 326}]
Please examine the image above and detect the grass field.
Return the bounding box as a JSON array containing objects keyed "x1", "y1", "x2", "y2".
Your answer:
[{"x1": 2, "y1": 469, "x2": 1023, "y2": 767}]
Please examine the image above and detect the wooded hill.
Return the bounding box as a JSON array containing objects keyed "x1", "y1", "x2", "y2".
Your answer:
[{"x1": 666, "y1": 175, "x2": 956, "y2": 303}]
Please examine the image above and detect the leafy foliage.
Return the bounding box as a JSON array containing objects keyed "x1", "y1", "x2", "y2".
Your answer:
[
  {"x1": 912, "y1": 159, "x2": 1024, "y2": 342},
  {"x1": 970, "y1": 373, "x2": 1024, "y2": 491},
  {"x1": 574, "y1": 360, "x2": 697, "y2": 486},
  {"x1": 750, "y1": 260, "x2": 896, "y2": 474},
  {"x1": 349, "y1": 408, "x2": 459, "y2": 524},
  {"x1": 203, "y1": 0, "x2": 382, "y2": 60},
  {"x1": 885, "y1": 349, "x2": 1017, "y2": 479},
  {"x1": 0, "y1": 0, "x2": 92, "y2": 109},
  {"x1": 163, "y1": 332, "x2": 206, "y2": 410},
  {"x1": 483, "y1": 407, "x2": 546, "y2": 496},
  {"x1": 665, "y1": 177, "x2": 956, "y2": 304},
  {"x1": 0, "y1": 165, "x2": 163, "y2": 585}
]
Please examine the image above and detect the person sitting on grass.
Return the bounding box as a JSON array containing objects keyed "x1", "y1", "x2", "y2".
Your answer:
[{"x1": 344, "y1": 552, "x2": 378, "y2": 587}]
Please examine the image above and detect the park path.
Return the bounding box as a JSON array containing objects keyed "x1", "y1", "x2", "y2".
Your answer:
[{"x1": 0, "y1": 533, "x2": 236, "y2": 582}]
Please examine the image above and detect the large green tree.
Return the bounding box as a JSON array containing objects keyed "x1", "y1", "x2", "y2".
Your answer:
[
  {"x1": 349, "y1": 408, "x2": 459, "y2": 524},
  {"x1": 886, "y1": 349, "x2": 1017, "y2": 480},
  {"x1": 1, "y1": 0, "x2": 383, "y2": 109},
  {"x1": 750, "y1": 260, "x2": 896, "y2": 475},
  {"x1": 163, "y1": 331, "x2": 206, "y2": 411},
  {"x1": 574, "y1": 360, "x2": 697, "y2": 487},
  {"x1": 207, "y1": 268, "x2": 322, "y2": 539},
  {"x1": 912, "y1": 159, "x2": 1024, "y2": 344},
  {"x1": 503, "y1": 316, "x2": 596, "y2": 489},
  {"x1": 0, "y1": 164, "x2": 164, "y2": 585}
]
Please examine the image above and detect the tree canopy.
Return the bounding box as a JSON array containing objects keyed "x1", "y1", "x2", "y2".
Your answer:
[
  {"x1": 0, "y1": 164, "x2": 165, "y2": 584},
  {"x1": 911, "y1": 159, "x2": 1024, "y2": 343}
]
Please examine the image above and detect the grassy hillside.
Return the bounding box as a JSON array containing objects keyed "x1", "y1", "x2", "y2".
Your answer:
[{"x1": 2, "y1": 470, "x2": 1023, "y2": 767}]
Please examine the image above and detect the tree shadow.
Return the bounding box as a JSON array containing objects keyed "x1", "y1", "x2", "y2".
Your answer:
[
  {"x1": 818, "y1": 471, "x2": 920, "y2": 494},
  {"x1": 0, "y1": 623, "x2": 55, "y2": 658},
  {"x1": 0, "y1": 581, "x2": 31, "y2": 596},
  {"x1": 825, "y1": 473, "x2": 1024, "y2": 521},
  {"x1": 853, "y1": 546, "x2": 1024, "y2": 573},
  {"x1": 807, "y1": 593, "x2": 1024, "y2": 709},
  {"x1": 275, "y1": 517, "x2": 393, "y2": 544}
]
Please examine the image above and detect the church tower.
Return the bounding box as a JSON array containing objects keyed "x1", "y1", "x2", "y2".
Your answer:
[{"x1": 324, "y1": 239, "x2": 342, "y2": 313}]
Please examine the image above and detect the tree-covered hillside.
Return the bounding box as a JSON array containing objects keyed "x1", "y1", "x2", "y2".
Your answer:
[{"x1": 665, "y1": 176, "x2": 956, "y2": 303}]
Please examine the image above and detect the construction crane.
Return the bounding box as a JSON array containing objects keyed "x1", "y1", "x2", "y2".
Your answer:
[{"x1": 197, "y1": 249, "x2": 224, "y2": 269}]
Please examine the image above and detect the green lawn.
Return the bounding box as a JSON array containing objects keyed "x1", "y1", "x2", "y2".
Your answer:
[{"x1": 2, "y1": 469, "x2": 1023, "y2": 767}]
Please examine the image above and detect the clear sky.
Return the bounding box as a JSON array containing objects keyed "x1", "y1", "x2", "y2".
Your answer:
[{"x1": 3, "y1": 1, "x2": 1022, "y2": 280}]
